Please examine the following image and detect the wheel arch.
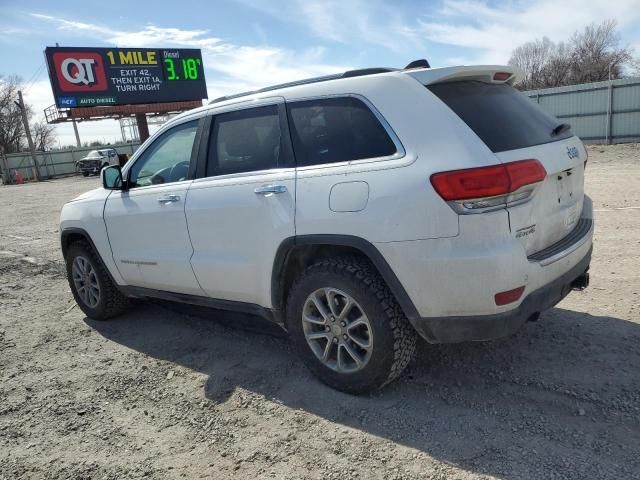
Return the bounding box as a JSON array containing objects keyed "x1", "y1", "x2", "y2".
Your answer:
[
  {"x1": 61, "y1": 227, "x2": 124, "y2": 291},
  {"x1": 271, "y1": 235, "x2": 419, "y2": 322},
  {"x1": 61, "y1": 227, "x2": 96, "y2": 259}
]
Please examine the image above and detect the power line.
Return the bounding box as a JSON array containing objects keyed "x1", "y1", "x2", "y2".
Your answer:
[
  {"x1": 24, "y1": 59, "x2": 45, "y2": 86},
  {"x1": 23, "y1": 61, "x2": 46, "y2": 94}
]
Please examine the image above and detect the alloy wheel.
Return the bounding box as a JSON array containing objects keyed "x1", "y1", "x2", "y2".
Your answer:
[
  {"x1": 71, "y1": 255, "x2": 100, "y2": 308},
  {"x1": 302, "y1": 287, "x2": 373, "y2": 373}
]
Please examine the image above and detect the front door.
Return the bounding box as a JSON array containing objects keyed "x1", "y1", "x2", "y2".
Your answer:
[
  {"x1": 104, "y1": 119, "x2": 204, "y2": 296},
  {"x1": 186, "y1": 101, "x2": 296, "y2": 307}
]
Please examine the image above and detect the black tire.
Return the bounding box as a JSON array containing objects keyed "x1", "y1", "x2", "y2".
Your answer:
[
  {"x1": 82, "y1": 171, "x2": 90, "y2": 177},
  {"x1": 65, "y1": 240, "x2": 130, "y2": 320},
  {"x1": 286, "y1": 256, "x2": 417, "y2": 394}
]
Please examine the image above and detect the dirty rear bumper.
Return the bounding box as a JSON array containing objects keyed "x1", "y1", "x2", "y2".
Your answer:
[{"x1": 412, "y1": 247, "x2": 592, "y2": 344}]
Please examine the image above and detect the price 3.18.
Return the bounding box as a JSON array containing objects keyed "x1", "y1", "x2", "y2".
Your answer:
[{"x1": 164, "y1": 58, "x2": 201, "y2": 81}]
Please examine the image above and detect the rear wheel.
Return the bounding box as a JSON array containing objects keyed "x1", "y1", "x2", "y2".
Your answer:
[
  {"x1": 65, "y1": 241, "x2": 130, "y2": 320},
  {"x1": 286, "y1": 257, "x2": 416, "y2": 394}
]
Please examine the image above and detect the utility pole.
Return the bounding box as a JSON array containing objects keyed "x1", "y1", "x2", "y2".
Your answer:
[{"x1": 16, "y1": 90, "x2": 41, "y2": 182}]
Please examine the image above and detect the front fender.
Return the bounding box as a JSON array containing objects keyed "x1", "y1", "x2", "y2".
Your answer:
[{"x1": 60, "y1": 190, "x2": 125, "y2": 286}]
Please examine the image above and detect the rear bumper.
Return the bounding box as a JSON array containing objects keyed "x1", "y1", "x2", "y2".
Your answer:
[
  {"x1": 411, "y1": 247, "x2": 591, "y2": 343},
  {"x1": 375, "y1": 195, "x2": 594, "y2": 343}
]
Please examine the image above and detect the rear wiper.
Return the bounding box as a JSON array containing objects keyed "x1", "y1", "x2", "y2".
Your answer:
[{"x1": 551, "y1": 123, "x2": 571, "y2": 137}]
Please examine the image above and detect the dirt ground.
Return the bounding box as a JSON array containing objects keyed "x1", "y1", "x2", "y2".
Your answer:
[{"x1": 0, "y1": 144, "x2": 639, "y2": 480}]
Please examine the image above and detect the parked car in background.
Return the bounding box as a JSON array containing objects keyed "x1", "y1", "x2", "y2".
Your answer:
[{"x1": 76, "y1": 148, "x2": 118, "y2": 176}]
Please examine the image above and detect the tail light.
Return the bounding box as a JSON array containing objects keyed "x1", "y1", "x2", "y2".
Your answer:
[
  {"x1": 492, "y1": 71, "x2": 512, "y2": 82},
  {"x1": 430, "y1": 159, "x2": 547, "y2": 214}
]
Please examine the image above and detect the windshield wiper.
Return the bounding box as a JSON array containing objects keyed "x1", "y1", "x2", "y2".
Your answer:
[{"x1": 551, "y1": 123, "x2": 571, "y2": 137}]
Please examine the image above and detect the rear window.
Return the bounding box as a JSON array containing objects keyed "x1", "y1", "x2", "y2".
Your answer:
[{"x1": 427, "y1": 81, "x2": 572, "y2": 153}]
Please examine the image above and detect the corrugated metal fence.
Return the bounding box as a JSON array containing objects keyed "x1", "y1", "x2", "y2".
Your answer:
[
  {"x1": 0, "y1": 143, "x2": 141, "y2": 183},
  {"x1": 526, "y1": 77, "x2": 640, "y2": 144}
]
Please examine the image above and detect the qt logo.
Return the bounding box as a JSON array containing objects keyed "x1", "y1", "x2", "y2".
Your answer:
[{"x1": 53, "y1": 52, "x2": 107, "y2": 92}]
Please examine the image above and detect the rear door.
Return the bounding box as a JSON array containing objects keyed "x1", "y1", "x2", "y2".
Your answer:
[
  {"x1": 427, "y1": 79, "x2": 586, "y2": 255},
  {"x1": 185, "y1": 100, "x2": 296, "y2": 307}
]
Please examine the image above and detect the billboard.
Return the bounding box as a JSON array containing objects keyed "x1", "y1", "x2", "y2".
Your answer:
[{"x1": 45, "y1": 46, "x2": 208, "y2": 108}]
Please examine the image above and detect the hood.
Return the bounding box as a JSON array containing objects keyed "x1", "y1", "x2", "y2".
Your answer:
[{"x1": 67, "y1": 187, "x2": 110, "y2": 204}]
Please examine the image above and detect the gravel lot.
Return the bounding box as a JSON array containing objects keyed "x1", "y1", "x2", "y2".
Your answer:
[{"x1": 1, "y1": 144, "x2": 639, "y2": 479}]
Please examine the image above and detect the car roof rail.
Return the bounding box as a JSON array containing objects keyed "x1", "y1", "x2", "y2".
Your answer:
[
  {"x1": 209, "y1": 73, "x2": 343, "y2": 104},
  {"x1": 209, "y1": 67, "x2": 400, "y2": 105},
  {"x1": 208, "y1": 62, "x2": 430, "y2": 105},
  {"x1": 341, "y1": 67, "x2": 397, "y2": 78}
]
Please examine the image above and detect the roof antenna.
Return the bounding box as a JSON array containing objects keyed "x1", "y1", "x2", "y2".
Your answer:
[{"x1": 404, "y1": 59, "x2": 430, "y2": 69}]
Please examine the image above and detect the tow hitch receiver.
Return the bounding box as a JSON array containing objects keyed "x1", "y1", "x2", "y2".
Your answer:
[{"x1": 571, "y1": 272, "x2": 590, "y2": 291}]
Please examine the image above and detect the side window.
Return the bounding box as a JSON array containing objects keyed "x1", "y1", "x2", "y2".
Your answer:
[
  {"x1": 206, "y1": 105, "x2": 282, "y2": 177},
  {"x1": 128, "y1": 120, "x2": 198, "y2": 188},
  {"x1": 287, "y1": 97, "x2": 397, "y2": 167}
]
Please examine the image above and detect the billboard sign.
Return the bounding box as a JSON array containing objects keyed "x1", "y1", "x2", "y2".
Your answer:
[{"x1": 45, "y1": 46, "x2": 207, "y2": 108}]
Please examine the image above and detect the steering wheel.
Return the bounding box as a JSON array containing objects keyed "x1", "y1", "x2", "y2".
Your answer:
[{"x1": 168, "y1": 161, "x2": 190, "y2": 182}]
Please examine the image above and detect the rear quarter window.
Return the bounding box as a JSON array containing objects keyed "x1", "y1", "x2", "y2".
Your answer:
[
  {"x1": 427, "y1": 80, "x2": 573, "y2": 153},
  {"x1": 287, "y1": 97, "x2": 397, "y2": 167}
]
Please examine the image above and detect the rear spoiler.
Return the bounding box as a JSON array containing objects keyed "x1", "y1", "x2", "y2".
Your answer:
[{"x1": 406, "y1": 65, "x2": 524, "y2": 87}]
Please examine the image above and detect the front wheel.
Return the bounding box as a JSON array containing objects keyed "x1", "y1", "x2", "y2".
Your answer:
[
  {"x1": 82, "y1": 171, "x2": 90, "y2": 177},
  {"x1": 65, "y1": 241, "x2": 130, "y2": 320},
  {"x1": 286, "y1": 257, "x2": 417, "y2": 394}
]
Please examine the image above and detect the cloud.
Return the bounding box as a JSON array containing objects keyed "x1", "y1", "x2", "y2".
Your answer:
[
  {"x1": 237, "y1": 0, "x2": 640, "y2": 65},
  {"x1": 236, "y1": 0, "x2": 425, "y2": 52},
  {"x1": 417, "y1": 0, "x2": 640, "y2": 64}
]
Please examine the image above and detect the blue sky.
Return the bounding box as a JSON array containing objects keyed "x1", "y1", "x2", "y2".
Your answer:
[{"x1": 1, "y1": 0, "x2": 639, "y2": 145}]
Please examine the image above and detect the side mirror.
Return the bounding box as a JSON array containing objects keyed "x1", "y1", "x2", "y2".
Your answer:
[{"x1": 102, "y1": 165, "x2": 124, "y2": 190}]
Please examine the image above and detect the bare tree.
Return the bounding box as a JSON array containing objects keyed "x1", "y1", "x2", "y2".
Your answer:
[
  {"x1": 509, "y1": 20, "x2": 634, "y2": 90},
  {"x1": 540, "y1": 41, "x2": 572, "y2": 87},
  {"x1": 0, "y1": 75, "x2": 29, "y2": 153},
  {"x1": 568, "y1": 20, "x2": 632, "y2": 84},
  {"x1": 32, "y1": 120, "x2": 56, "y2": 151},
  {"x1": 509, "y1": 37, "x2": 555, "y2": 90},
  {"x1": 629, "y1": 57, "x2": 640, "y2": 77}
]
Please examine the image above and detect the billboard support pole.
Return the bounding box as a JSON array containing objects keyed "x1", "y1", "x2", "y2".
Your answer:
[
  {"x1": 72, "y1": 120, "x2": 81, "y2": 147},
  {"x1": 136, "y1": 113, "x2": 150, "y2": 143}
]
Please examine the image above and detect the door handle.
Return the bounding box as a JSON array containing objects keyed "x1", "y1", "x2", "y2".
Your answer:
[
  {"x1": 157, "y1": 194, "x2": 181, "y2": 204},
  {"x1": 254, "y1": 184, "x2": 287, "y2": 195}
]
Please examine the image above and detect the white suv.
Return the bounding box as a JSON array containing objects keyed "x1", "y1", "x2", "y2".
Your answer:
[{"x1": 60, "y1": 63, "x2": 593, "y2": 393}]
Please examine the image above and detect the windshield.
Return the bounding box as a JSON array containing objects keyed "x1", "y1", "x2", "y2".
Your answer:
[
  {"x1": 85, "y1": 150, "x2": 103, "y2": 159},
  {"x1": 427, "y1": 80, "x2": 573, "y2": 153}
]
